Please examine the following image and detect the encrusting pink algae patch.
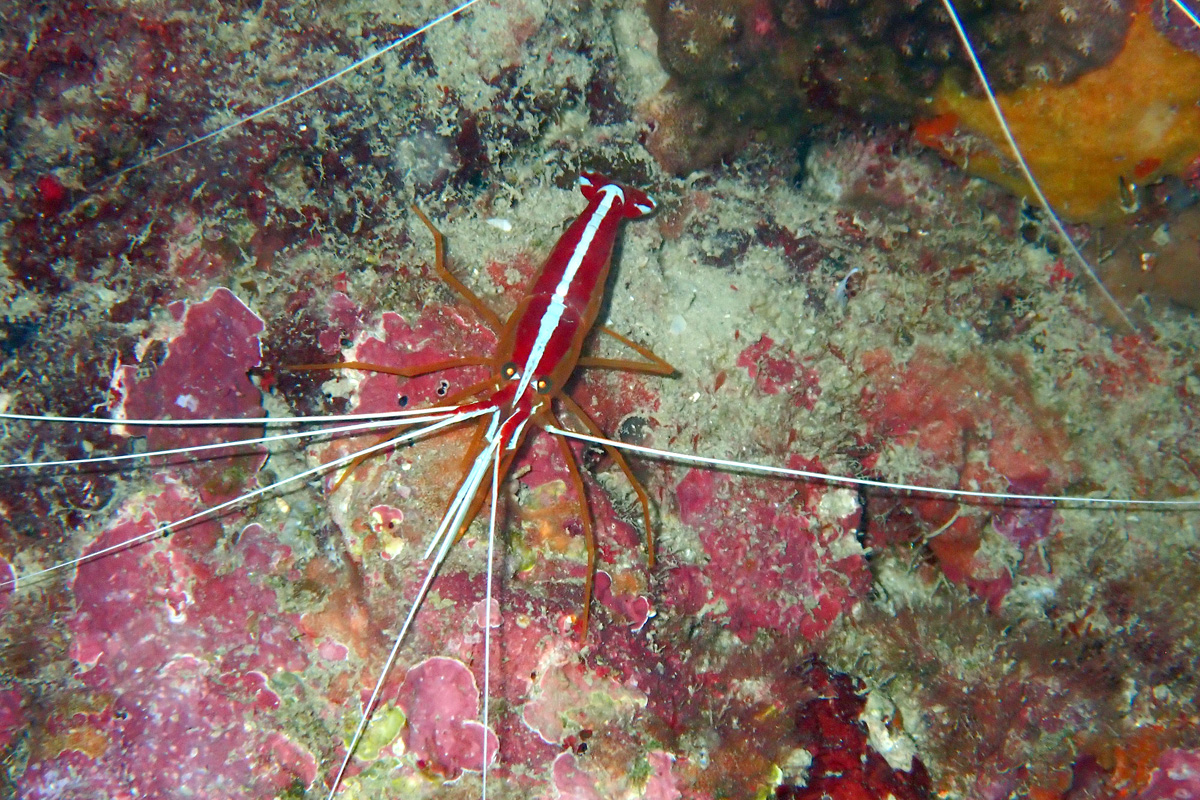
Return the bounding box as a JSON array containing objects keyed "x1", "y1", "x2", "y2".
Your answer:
[
  {"x1": 113, "y1": 288, "x2": 265, "y2": 436},
  {"x1": 396, "y1": 656, "x2": 499, "y2": 777},
  {"x1": 736, "y1": 334, "x2": 821, "y2": 409},
  {"x1": 675, "y1": 465, "x2": 870, "y2": 642},
  {"x1": 110, "y1": 288, "x2": 268, "y2": 503},
  {"x1": 1137, "y1": 749, "x2": 1200, "y2": 800},
  {"x1": 0, "y1": 688, "x2": 24, "y2": 752},
  {"x1": 347, "y1": 307, "x2": 494, "y2": 415},
  {"x1": 552, "y1": 751, "x2": 605, "y2": 800},
  {"x1": 859, "y1": 346, "x2": 1078, "y2": 609},
  {"x1": 9, "y1": 290, "x2": 323, "y2": 799},
  {"x1": 19, "y1": 478, "x2": 317, "y2": 797},
  {"x1": 522, "y1": 645, "x2": 647, "y2": 745}
]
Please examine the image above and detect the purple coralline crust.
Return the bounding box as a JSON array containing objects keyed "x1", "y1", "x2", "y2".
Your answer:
[
  {"x1": 552, "y1": 751, "x2": 606, "y2": 800},
  {"x1": 1155, "y1": 2, "x2": 1200, "y2": 54},
  {"x1": 318, "y1": 292, "x2": 367, "y2": 355},
  {"x1": 593, "y1": 569, "x2": 653, "y2": 630},
  {"x1": 20, "y1": 657, "x2": 314, "y2": 800},
  {"x1": 1137, "y1": 749, "x2": 1200, "y2": 800},
  {"x1": 5, "y1": 285, "x2": 318, "y2": 799},
  {"x1": 0, "y1": 687, "x2": 24, "y2": 751},
  {"x1": 114, "y1": 288, "x2": 265, "y2": 426},
  {"x1": 645, "y1": 751, "x2": 684, "y2": 800},
  {"x1": 0, "y1": 559, "x2": 11, "y2": 618},
  {"x1": 736, "y1": 335, "x2": 822, "y2": 408},
  {"x1": 990, "y1": 479, "x2": 1057, "y2": 550},
  {"x1": 348, "y1": 307, "x2": 495, "y2": 415},
  {"x1": 857, "y1": 345, "x2": 1077, "y2": 607}
]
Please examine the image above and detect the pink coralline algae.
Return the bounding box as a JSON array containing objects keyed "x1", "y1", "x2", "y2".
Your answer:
[
  {"x1": 0, "y1": 279, "x2": 329, "y2": 798},
  {"x1": 990, "y1": 477, "x2": 1058, "y2": 550},
  {"x1": 110, "y1": 287, "x2": 267, "y2": 502},
  {"x1": 397, "y1": 656, "x2": 499, "y2": 777},
  {"x1": 317, "y1": 291, "x2": 367, "y2": 354},
  {"x1": 776, "y1": 658, "x2": 932, "y2": 800},
  {"x1": 1136, "y1": 749, "x2": 1200, "y2": 800},
  {"x1": 344, "y1": 305, "x2": 494, "y2": 415},
  {"x1": 522, "y1": 646, "x2": 647, "y2": 744},
  {"x1": 0, "y1": 686, "x2": 24, "y2": 751},
  {"x1": 71, "y1": 514, "x2": 307, "y2": 679},
  {"x1": 675, "y1": 464, "x2": 870, "y2": 642},
  {"x1": 17, "y1": 490, "x2": 316, "y2": 799},
  {"x1": 1079, "y1": 333, "x2": 1169, "y2": 400},
  {"x1": 593, "y1": 569, "x2": 652, "y2": 631},
  {"x1": 6, "y1": 286, "x2": 320, "y2": 799},
  {"x1": 552, "y1": 749, "x2": 680, "y2": 800},
  {"x1": 0, "y1": 557, "x2": 10, "y2": 615},
  {"x1": 644, "y1": 751, "x2": 683, "y2": 800},
  {"x1": 548, "y1": 748, "x2": 681, "y2": 800},
  {"x1": 552, "y1": 751, "x2": 605, "y2": 800}
]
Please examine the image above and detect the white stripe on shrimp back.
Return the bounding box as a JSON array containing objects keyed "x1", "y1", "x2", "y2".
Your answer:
[{"x1": 508, "y1": 184, "x2": 623, "y2": 426}]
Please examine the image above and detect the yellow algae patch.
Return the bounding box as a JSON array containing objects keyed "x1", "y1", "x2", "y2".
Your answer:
[
  {"x1": 354, "y1": 703, "x2": 407, "y2": 761},
  {"x1": 921, "y1": 11, "x2": 1200, "y2": 223}
]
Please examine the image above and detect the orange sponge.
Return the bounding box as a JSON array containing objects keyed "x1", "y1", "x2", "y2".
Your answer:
[{"x1": 918, "y1": 10, "x2": 1200, "y2": 223}]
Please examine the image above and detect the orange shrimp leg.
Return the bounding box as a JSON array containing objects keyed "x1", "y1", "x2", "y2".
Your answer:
[
  {"x1": 410, "y1": 203, "x2": 504, "y2": 332},
  {"x1": 550, "y1": 410, "x2": 599, "y2": 639},
  {"x1": 558, "y1": 391, "x2": 659, "y2": 568},
  {"x1": 579, "y1": 326, "x2": 676, "y2": 376},
  {"x1": 287, "y1": 356, "x2": 491, "y2": 377}
]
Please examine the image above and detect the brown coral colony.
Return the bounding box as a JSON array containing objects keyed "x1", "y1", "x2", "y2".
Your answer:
[{"x1": 646, "y1": 0, "x2": 1133, "y2": 166}]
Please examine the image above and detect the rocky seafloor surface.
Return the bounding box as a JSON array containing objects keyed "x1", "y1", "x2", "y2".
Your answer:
[{"x1": 1, "y1": 0, "x2": 1200, "y2": 798}]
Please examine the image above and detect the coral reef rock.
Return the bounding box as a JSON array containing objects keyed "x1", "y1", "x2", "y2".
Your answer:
[{"x1": 645, "y1": 0, "x2": 1132, "y2": 172}]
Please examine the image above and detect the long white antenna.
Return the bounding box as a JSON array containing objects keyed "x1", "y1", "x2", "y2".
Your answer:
[
  {"x1": 0, "y1": 406, "x2": 471, "y2": 427},
  {"x1": 481, "y1": 434, "x2": 502, "y2": 800},
  {"x1": 0, "y1": 414, "x2": 454, "y2": 470},
  {"x1": 323, "y1": 409, "x2": 501, "y2": 800},
  {"x1": 547, "y1": 426, "x2": 1200, "y2": 508},
  {"x1": 2, "y1": 409, "x2": 490, "y2": 591},
  {"x1": 938, "y1": 0, "x2": 1138, "y2": 332},
  {"x1": 105, "y1": 0, "x2": 484, "y2": 180}
]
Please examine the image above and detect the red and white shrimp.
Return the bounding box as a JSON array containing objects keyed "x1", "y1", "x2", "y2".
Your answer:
[{"x1": 2, "y1": 0, "x2": 1200, "y2": 798}]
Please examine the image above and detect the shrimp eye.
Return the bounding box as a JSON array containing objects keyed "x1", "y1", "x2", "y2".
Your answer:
[
  {"x1": 502, "y1": 362, "x2": 519, "y2": 380},
  {"x1": 534, "y1": 376, "x2": 553, "y2": 393}
]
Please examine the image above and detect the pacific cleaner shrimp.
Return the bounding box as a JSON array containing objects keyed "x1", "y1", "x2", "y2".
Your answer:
[{"x1": 2, "y1": 0, "x2": 1200, "y2": 797}]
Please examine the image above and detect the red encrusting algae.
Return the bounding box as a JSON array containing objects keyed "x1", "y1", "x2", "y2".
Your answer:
[
  {"x1": 776, "y1": 658, "x2": 933, "y2": 800},
  {"x1": 859, "y1": 345, "x2": 1077, "y2": 608}
]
